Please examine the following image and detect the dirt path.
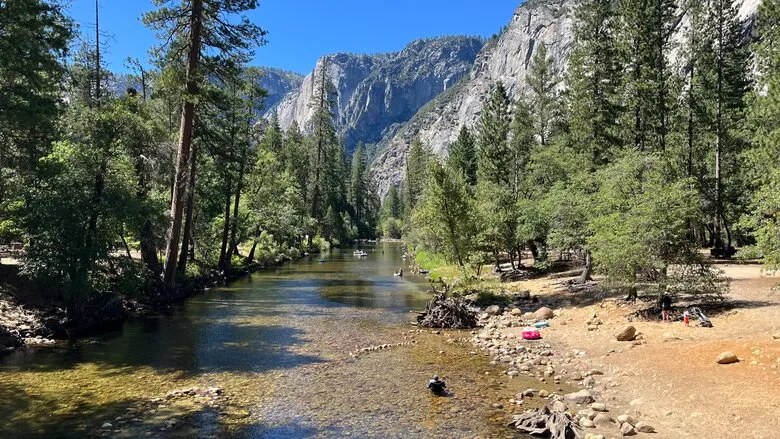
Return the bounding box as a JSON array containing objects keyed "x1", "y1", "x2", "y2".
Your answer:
[{"x1": 494, "y1": 264, "x2": 780, "y2": 438}]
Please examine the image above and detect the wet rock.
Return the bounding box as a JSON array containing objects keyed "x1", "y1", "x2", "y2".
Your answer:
[
  {"x1": 564, "y1": 389, "x2": 594, "y2": 405},
  {"x1": 101, "y1": 423, "x2": 113, "y2": 429},
  {"x1": 716, "y1": 351, "x2": 739, "y2": 364},
  {"x1": 534, "y1": 307, "x2": 554, "y2": 320},
  {"x1": 635, "y1": 421, "x2": 655, "y2": 433},
  {"x1": 616, "y1": 325, "x2": 637, "y2": 342}
]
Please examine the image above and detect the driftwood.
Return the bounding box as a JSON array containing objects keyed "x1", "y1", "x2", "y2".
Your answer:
[
  {"x1": 509, "y1": 405, "x2": 579, "y2": 439},
  {"x1": 416, "y1": 286, "x2": 478, "y2": 329}
]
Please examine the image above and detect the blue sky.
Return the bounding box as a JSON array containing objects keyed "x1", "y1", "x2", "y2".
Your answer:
[{"x1": 65, "y1": 0, "x2": 519, "y2": 74}]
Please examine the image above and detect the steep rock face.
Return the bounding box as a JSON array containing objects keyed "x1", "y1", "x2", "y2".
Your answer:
[
  {"x1": 372, "y1": 0, "x2": 576, "y2": 196},
  {"x1": 269, "y1": 36, "x2": 485, "y2": 151},
  {"x1": 257, "y1": 68, "x2": 304, "y2": 115},
  {"x1": 371, "y1": 0, "x2": 761, "y2": 197}
]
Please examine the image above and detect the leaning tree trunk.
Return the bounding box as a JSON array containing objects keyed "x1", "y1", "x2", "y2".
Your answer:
[
  {"x1": 579, "y1": 250, "x2": 593, "y2": 284},
  {"x1": 162, "y1": 0, "x2": 203, "y2": 293},
  {"x1": 246, "y1": 240, "x2": 258, "y2": 265}
]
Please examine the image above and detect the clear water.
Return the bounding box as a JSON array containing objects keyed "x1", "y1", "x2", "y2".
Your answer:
[{"x1": 0, "y1": 243, "x2": 532, "y2": 438}]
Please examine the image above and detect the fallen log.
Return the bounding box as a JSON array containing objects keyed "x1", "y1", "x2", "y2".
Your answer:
[{"x1": 509, "y1": 405, "x2": 579, "y2": 439}]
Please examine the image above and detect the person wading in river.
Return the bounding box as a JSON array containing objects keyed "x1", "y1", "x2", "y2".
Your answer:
[{"x1": 426, "y1": 375, "x2": 446, "y2": 396}]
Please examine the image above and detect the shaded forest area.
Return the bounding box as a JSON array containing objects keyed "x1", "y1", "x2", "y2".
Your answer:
[{"x1": 0, "y1": 0, "x2": 380, "y2": 327}]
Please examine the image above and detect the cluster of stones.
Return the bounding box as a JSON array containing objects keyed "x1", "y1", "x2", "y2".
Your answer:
[
  {"x1": 94, "y1": 386, "x2": 224, "y2": 437},
  {"x1": 353, "y1": 341, "x2": 417, "y2": 355},
  {"x1": 474, "y1": 304, "x2": 660, "y2": 437}
]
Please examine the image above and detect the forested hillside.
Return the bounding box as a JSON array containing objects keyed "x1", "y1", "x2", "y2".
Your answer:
[{"x1": 392, "y1": 0, "x2": 780, "y2": 298}]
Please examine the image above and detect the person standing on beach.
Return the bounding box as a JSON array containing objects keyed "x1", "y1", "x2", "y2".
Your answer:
[{"x1": 660, "y1": 293, "x2": 672, "y2": 322}]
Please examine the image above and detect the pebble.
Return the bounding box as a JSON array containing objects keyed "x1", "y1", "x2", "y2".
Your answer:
[
  {"x1": 579, "y1": 418, "x2": 596, "y2": 428},
  {"x1": 620, "y1": 422, "x2": 637, "y2": 436},
  {"x1": 590, "y1": 402, "x2": 607, "y2": 412}
]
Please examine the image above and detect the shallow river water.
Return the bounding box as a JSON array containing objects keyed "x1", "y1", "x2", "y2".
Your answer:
[{"x1": 1, "y1": 243, "x2": 536, "y2": 438}]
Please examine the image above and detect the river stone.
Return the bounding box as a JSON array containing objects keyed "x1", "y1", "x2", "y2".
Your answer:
[
  {"x1": 616, "y1": 325, "x2": 637, "y2": 342},
  {"x1": 579, "y1": 417, "x2": 596, "y2": 428},
  {"x1": 590, "y1": 402, "x2": 607, "y2": 412},
  {"x1": 534, "y1": 307, "x2": 554, "y2": 320},
  {"x1": 620, "y1": 422, "x2": 637, "y2": 436},
  {"x1": 539, "y1": 389, "x2": 549, "y2": 397},
  {"x1": 617, "y1": 414, "x2": 635, "y2": 425},
  {"x1": 551, "y1": 400, "x2": 569, "y2": 413},
  {"x1": 635, "y1": 421, "x2": 656, "y2": 433},
  {"x1": 564, "y1": 389, "x2": 595, "y2": 405},
  {"x1": 485, "y1": 305, "x2": 501, "y2": 316},
  {"x1": 511, "y1": 308, "x2": 523, "y2": 316},
  {"x1": 101, "y1": 423, "x2": 113, "y2": 429},
  {"x1": 716, "y1": 351, "x2": 739, "y2": 364},
  {"x1": 593, "y1": 413, "x2": 615, "y2": 427}
]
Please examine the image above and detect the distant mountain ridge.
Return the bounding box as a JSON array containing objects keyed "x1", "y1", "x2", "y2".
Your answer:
[{"x1": 260, "y1": 36, "x2": 485, "y2": 152}]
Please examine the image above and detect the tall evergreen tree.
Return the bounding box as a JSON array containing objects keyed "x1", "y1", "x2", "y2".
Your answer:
[
  {"x1": 617, "y1": 0, "x2": 677, "y2": 152},
  {"x1": 476, "y1": 82, "x2": 513, "y2": 186},
  {"x1": 448, "y1": 125, "x2": 477, "y2": 186},
  {"x1": 527, "y1": 43, "x2": 559, "y2": 147},
  {"x1": 143, "y1": 0, "x2": 266, "y2": 292},
  {"x1": 564, "y1": 0, "x2": 623, "y2": 167}
]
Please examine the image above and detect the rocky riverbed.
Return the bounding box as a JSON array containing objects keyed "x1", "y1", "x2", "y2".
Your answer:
[{"x1": 471, "y1": 302, "x2": 657, "y2": 438}]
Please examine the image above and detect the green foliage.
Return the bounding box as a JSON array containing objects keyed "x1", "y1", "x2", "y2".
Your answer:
[
  {"x1": 448, "y1": 125, "x2": 477, "y2": 186},
  {"x1": 588, "y1": 152, "x2": 700, "y2": 284},
  {"x1": 411, "y1": 161, "x2": 476, "y2": 268}
]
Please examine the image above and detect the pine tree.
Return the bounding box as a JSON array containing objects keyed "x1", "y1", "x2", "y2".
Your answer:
[
  {"x1": 617, "y1": 0, "x2": 678, "y2": 152},
  {"x1": 527, "y1": 43, "x2": 559, "y2": 146},
  {"x1": 404, "y1": 138, "x2": 431, "y2": 215},
  {"x1": 143, "y1": 0, "x2": 266, "y2": 292},
  {"x1": 307, "y1": 60, "x2": 339, "y2": 231},
  {"x1": 350, "y1": 143, "x2": 368, "y2": 227},
  {"x1": 476, "y1": 82, "x2": 513, "y2": 186},
  {"x1": 448, "y1": 125, "x2": 477, "y2": 186},
  {"x1": 564, "y1": 0, "x2": 622, "y2": 167},
  {"x1": 703, "y1": 0, "x2": 752, "y2": 251}
]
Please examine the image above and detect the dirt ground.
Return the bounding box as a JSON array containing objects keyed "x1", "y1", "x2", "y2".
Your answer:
[{"x1": 502, "y1": 263, "x2": 780, "y2": 438}]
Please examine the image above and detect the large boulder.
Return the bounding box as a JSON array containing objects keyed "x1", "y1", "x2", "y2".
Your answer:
[
  {"x1": 716, "y1": 351, "x2": 739, "y2": 364},
  {"x1": 616, "y1": 325, "x2": 637, "y2": 342},
  {"x1": 533, "y1": 306, "x2": 554, "y2": 320},
  {"x1": 564, "y1": 389, "x2": 595, "y2": 405}
]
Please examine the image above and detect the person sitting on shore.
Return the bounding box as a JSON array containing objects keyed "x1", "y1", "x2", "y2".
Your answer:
[{"x1": 427, "y1": 374, "x2": 446, "y2": 395}]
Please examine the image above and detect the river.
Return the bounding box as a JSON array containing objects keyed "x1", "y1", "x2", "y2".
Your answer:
[{"x1": 0, "y1": 243, "x2": 533, "y2": 438}]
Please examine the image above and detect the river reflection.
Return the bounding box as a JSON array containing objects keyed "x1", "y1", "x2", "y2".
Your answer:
[{"x1": 0, "y1": 243, "x2": 531, "y2": 438}]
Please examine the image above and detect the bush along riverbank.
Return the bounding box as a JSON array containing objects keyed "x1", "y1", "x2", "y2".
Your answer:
[{"x1": 0, "y1": 252, "x2": 299, "y2": 354}]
